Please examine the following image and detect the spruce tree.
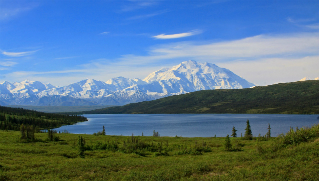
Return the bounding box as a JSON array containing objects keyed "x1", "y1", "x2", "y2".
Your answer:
[
  {"x1": 28, "y1": 125, "x2": 35, "y2": 141},
  {"x1": 102, "y1": 125, "x2": 106, "y2": 136},
  {"x1": 153, "y1": 130, "x2": 159, "y2": 137},
  {"x1": 244, "y1": 120, "x2": 252, "y2": 140},
  {"x1": 47, "y1": 129, "x2": 57, "y2": 141},
  {"x1": 231, "y1": 126, "x2": 237, "y2": 137},
  {"x1": 26, "y1": 126, "x2": 30, "y2": 140},
  {"x1": 266, "y1": 123, "x2": 271, "y2": 140},
  {"x1": 20, "y1": 124, "x2": 26, "y2": 139},
  {"x1": 78, "y1": 136, "x2": 86, "y2": 158},
  {"x1": 48, "y1": 129, "x2": 53, "y2": 141},
  {"x1": 224, "y1": 134, "x2": 232, "y2": 151}
]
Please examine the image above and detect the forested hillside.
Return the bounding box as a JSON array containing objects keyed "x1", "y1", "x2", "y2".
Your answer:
[
  {"x1": 0, "y1": 106, "x2": 87, "y2": 131},
  {"x1": 85, "y1": 80, "x2": 319, "y2": 114}
]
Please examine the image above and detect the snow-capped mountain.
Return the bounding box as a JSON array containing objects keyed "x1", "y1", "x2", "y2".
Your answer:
[
  {"x1": 143, "y1": 60, "x2": 254, "y2": 94},
  {"x1": 299, "y1": 77, "x2": 319, "y2": 81},
  {"x1": 0, "y1": 60, "x2": 255, "y2": 106}
]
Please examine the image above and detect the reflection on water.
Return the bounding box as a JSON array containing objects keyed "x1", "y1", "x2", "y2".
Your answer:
[{"x1": 54, "y1": 114, "x2": 319, "y2": 137}]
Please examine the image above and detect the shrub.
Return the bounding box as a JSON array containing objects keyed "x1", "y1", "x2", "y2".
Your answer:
[{"x1": 278, "y1": 125, "x2": 319, "y2": 146}]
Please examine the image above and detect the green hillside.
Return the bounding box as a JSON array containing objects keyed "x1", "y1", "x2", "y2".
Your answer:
[
  {"x1": 85, "y1": 80, "x2": 319, "y2": 114},
  {"x1": 0, "y1": 105, "x2": 88, "y2": 131},
  {"x1": 7, "y1": 105, "x2": 112, "y2": 113}
]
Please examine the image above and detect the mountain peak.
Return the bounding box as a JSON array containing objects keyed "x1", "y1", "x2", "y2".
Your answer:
[
  {"x1": 182, "y1": 60, "x2": 198, "y2": 65},
  {"x1": 106, "y1": 76, "x2": 130, "y2": 84},
  {"x1": 142, "y1": 60, "x2": 254, "y2": 91},
  {"x1": 173, "y1": 60, "x2": 199, "y2": 70},
  {"x1": 300, "y1": 77, "x2": 319, "y2": 81},
  {"x1": 20, "y1": 79, "x2": 33, "y2": 84},
  {"x1": 84, "y1": 78, "x2": 98, "y2": 84}
]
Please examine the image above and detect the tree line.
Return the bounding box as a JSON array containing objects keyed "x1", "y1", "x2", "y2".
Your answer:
[
  {"x1": 225, "y1": 120, "x2": 271, "y2": 151},
  {"x1": 87, "y1": 80, "x2": 319, "y2": 114},
  {"x1": 0, "y1": 105, "x2": 87, "y2": 131}
]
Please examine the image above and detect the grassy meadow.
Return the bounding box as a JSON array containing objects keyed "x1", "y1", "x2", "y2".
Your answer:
[{"x1": 1, "y1": 124, "x2": 319, "y2": 180}]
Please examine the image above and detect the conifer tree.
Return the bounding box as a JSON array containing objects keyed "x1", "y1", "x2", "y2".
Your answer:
[
  {"x1": 231, "y1": 126, "x2": 237, "y2": 137},
  {"x1": 224, "y1": 134, "x2": 232, "y2": 151},
  {"x1": 78, "y1": 136, "x2": 86, "y2": 158},
  {"x1": 47, "y1": 129, "x2": 56, "y2": 141},
  {"x1": 48, "y1": 129, "x2": 53, "y2": 141},
  {"x1": 28, "y1": 125, "x2": 35, "y2": 141},
  {"x1": 102, "y1": 125, "x2": 106, "y2": 136},
  {"x1": 26, "y1": 126, "x2": 30, "y2": 140},
  {"x1": 153, "y1": 130, "x2": 159, "y2": 137},
  {"x1": 266, "y1": 123, "x2": 271, "y2": 140},
  {"x1": 20, "y1": 124, "x2": 26, "y2": 139},
  {"x1": 244, "y1": 120, "x2": 252, "y2": 140}
]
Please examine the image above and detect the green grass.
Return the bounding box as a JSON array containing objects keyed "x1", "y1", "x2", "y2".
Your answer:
[{"x1": 1, "y1": 124, "x2": 319, "y2": 180}]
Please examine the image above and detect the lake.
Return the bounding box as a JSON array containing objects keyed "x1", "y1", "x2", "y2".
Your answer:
[{"x1": 54, "y1": 114, "x2": 319, "y2": 137}]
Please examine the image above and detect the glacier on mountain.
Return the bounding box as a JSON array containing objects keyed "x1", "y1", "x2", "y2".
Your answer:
[{"x1": 0, "y1": 60, "x2": 255, "y2": 106}]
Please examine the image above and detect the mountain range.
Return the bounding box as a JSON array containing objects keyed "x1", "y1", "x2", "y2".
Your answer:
[{"x1": 0, "y1": 60, "x2": 254, "y2": 106}]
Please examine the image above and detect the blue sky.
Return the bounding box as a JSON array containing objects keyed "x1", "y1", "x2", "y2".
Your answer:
[{"x1": 1, "y1": 0, "x2": 319, "y2": 86}]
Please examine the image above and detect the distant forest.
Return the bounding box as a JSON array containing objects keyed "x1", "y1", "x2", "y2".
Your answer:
[
  {"x1": 84, "y1": 80, "x2": 319, "y2": 114},
  {"x1": 0, "y1": 106, "x2": 87, "y2": 131}
]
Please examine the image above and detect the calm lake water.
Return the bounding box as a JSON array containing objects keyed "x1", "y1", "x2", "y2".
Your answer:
[{"x1": 54, "y1": 114, "x2": 319, "y2": 137}]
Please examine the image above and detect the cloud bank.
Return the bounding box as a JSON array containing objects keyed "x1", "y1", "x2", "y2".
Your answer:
[{"x1": 3, "y1": 32, "x2": 319, "y2": 86}]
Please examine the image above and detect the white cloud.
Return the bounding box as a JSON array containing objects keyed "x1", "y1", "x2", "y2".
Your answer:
[
  {"x1": 218, "y1": 56, "x2": 319, "y2": 86},
  {"x1": 118, "y1": 32, "x2": 319, "y2": 85},
  {"x1": 0, "y1": 1, "x2": 38, "y2": 20},
  {"x1": 0, "y1": 61, "x2": 17, "y2": 67},
  {"x1": 3, "y1": 32, "x2": 319, "y2": 86},
  {"x1": 287, "y1": 17, "x2": 316, "y2": 23},
  {"x1": 4, "y1": 62, "x2": 160, "y2": 86},
  {"x1": 1, "y1": 50, "x2": 37, "y2": 57},
  {"x1": 287, "y1": 17, "x2": 319, "y2": 30},
  {"x1": 0, "y1": 7, "x2": 31, "y2": 20},
  {"x1": 55, "y1": 56, "x2": 78, "y2": 60},
  {"x1": 153, "y1": 30, "x2": 202, "y2": 39},
  {"x1": 4, "y1": 69, "x2": 91, "y2": 86},
  {"x1": 100, "y1": 32, "x2": 109, "y2": 35},
  {"x1": 127, "y1": 10, "x2": 168, "y2": 20},
  {"x1": 121, "y1": 0, "x2": 158, "y2": 12},
  {"x1": 147, "y1": 32, "x2": 319, "y2": 59},
  {"x1": 305, "y1": 23, "x2": 319, "y2": 29}
]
